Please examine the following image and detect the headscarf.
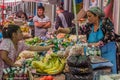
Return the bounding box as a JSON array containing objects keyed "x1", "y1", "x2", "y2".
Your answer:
[{"x1": 88, "y1": 7, "x2": 105, "y2": 18}]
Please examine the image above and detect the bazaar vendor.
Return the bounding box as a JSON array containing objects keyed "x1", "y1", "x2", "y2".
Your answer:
[
  {"x1": 0, "y1": 24, "x2": 54, "y2": 79},
  {"x1": 77, "y1": 7, "x2": 120, "y2": 73}
]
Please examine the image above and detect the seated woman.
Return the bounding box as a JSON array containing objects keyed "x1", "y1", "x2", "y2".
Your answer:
[
  {"x1": 76, "y1": 7, "x2": 120, "y2": 73},
  {"x1": 0, "y1": 24, "x2": 54, "y2": 79}
]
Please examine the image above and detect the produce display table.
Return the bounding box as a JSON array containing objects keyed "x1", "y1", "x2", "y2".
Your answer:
[
  {"x1": 100, "y1": 74, "x2": 120, "y2": 80},
  {"x1": 29, "y1": 70, "x2": 65, "y2": 80},
  {"x1": 33, "y1": 74, "x2": 65, "y2": 80},
  {"x1": 90, "y1": 56, "x2": 113, "y2": 80}
]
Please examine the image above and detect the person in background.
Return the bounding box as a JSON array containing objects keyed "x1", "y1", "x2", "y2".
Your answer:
[
  {"x1": 21, "y1": 12, "x2": 28, "y2": 21},
  {"x1": 54, "y1": 6, "x2": 74, "y2": 34},
  {"x1": 33, "y1": 6, "x2": 51, "y2": 39},
  {"x1": 0, "y1": 24, "x2": 54, "y2": 79},
  {"x1": 78, "y1": 7, "x2": 120, "y2": 74},
  {"x1": 16, "y1": 9, "x2": 24, "y2": 19}
]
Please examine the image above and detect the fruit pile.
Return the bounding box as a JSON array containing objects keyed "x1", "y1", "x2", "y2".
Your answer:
[
  {"x1": 31, "y1": 53, "x2": 65, "y2": 75},
  {"x1": 20, "y1": 26, "x2": 29, "y2": 33},
  {"x1": 25, "y1": 37, "x2": 41, "y2": 45},
  {"x1": 39, "y1": 76, "x2": 54, "y2": 80}
]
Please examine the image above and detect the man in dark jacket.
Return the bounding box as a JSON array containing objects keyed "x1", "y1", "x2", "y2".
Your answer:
[{"x1": 55, "y1": 6, "x2": 74, "y2": 30}]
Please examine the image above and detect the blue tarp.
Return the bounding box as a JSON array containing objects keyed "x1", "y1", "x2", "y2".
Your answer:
[
  {"x1": 75, "y1": 0, "x2": 83, "y2": 4},
  {"x1": 61, "y1": 0, "x2": 83, "y2": 4}
]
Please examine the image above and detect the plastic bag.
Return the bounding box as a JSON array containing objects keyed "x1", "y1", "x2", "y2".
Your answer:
[
  {"x1": 69, "y1": 66, "x2": 92, "y2": 75},
  {"x1": 65, "y1": 73, "x2": 93, "y2": 80},
  {"x1": 67, "y1": 55, "x2": 91, "y2": 67},
  {"x1": 69, "y1": 45, "x2": 84, "y2": 56}
]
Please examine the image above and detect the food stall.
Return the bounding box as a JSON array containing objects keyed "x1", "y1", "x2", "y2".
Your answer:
[
  {"x1": 1, "y1": 0, "x2": 117, "y2": 80},
  {"x1": 1, "y1": 33, "x2": 112, "y2": 80}
]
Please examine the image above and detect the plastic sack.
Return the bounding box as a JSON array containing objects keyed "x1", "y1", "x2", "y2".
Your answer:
[
  {"x1": 69, "y1": 66, "x2": 93, "y2": 75},
  {"x1": 69, "y1": 45, "x2": 84, "y2": 56},
  {"x1": 65, "y1": 73, "x2": 93, "y2": 80},
  {"x1": 67, "y1": 55, "x2": 91, "y2": 67}
]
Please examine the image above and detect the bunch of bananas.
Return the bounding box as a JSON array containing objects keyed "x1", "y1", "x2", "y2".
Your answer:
[
  {"x1": 3, "y1": 21, "x2": 15, "y2": 27},
  {"x1": 20, "y1": 26, "x2": 29, "y2": 33},
  {"x1": 31, "y1": 53, "x2": 65, "y2": 75}
]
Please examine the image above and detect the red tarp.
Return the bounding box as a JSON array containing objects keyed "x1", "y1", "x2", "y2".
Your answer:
[
  {"x1": 22, "y1": 0, "x2": 48, "y2": 3},
  {"x1": 0, "y1": 5, "x2": 6, "y2": 9}
]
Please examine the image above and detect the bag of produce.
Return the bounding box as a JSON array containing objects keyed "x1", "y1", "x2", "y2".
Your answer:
[
  {"x1": 69, "y1": 45, "x2": 84, "y2": 57},
  {"x1": 69, "y1": 66, "x2": 92, "y2": 75},
  {"x1": 67, "y1": 55, "x2": 91, "y2": 67},
  {"x1": 65, "y1": 73, "x2": 93, "y2": 80}
]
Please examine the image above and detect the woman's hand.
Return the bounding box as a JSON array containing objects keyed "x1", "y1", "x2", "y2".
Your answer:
[
  {"x1": 53, "y1": 27, "x2": 63, "y2": 34},
  {"x1": 88, "y1": 42, "x2": 100, "y2": 47},
  {"x1": 13, "y1": 63, "x2": 22, "y2": 67},
  {"x1": 54, "y1": 27, "x2": 70, "y2": 34},
  {"x1": 88, "y1": 41, "x2": 104, "y2": 47}
]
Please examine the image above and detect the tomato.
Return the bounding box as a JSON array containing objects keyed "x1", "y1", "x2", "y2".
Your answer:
[{"x1": 46, "y1": 76, "x2": 54, "y2": 80}]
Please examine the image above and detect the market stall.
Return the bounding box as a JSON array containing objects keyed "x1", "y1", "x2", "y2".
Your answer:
[
  {"x1": 1, "y1": 0, "x2": 117, "y2": 80},
  {"x1": 1, "y1": 33, "x2": 113, "y2": 80}
]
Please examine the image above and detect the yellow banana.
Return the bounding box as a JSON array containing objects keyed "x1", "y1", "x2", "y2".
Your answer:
[
  {"x1": 36, "y1": 69, "x2": 43, "y2": 73},
  {"x1": 31, "y1": 61, "x2": 41, "y2": 69},
  {"x1": 43, "y1": 54, "x2": 51, "y2": 63},
  {"x1": 44, "y1": 58, "x2": 60, "y2": 73},
  {"x1": 46, "y1": 61, "x2": 64, "y2": 75},
  {"x1": 31, "y1": 61, "x2": 47, "y2": 70},
  {"x1": 44, "y1": 61, "x2": 53, "y2": 69}
]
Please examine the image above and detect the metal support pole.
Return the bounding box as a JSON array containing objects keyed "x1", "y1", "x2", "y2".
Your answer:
[
  {"x1": 21, "y1": 1, "x2": 24, "y2": 12},
  {"x1": 119, "y1": 0, "x2": 120, "y2": 34},
  {"x1": 64, "y1": 0, "x2": 69, "y2": 11},
  {"x1": 36, "y1": 2, "x2": 37, "y2": 15},
  {"x1": 98, "y1": 0, "x2": 102, "y2": 9},
  {"x1": 2, "y1": 0, "x2": 4, "y2": 25},
  {"x1": 31, "y1": 1, "x2": 32, "y2": 16},
  {"x1": 73, "y1": 0, "x2": 78, "y2": 40},
  {"x1": 69, "y1": 0, "x2": 72, "y2": 12},
  {"x1": 52, "y1": 5, "x2": 55, "y2": 23}
]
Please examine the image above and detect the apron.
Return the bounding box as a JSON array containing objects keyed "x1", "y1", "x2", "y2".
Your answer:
[
  {"x1": 100, "y1": 42, "x2": 117, "y2": 74},
  {"x1": 88, "y1": 21, "x2": 104, "y2": 43}
]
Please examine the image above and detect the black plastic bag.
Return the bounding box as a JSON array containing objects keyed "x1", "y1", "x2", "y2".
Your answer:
[
  {"x1": 67, "y1": 54, "x2": 91, "y2": 67},
  {"x1": 65, "y1": 73, "x2": 93, "y2": 80},
  {"x1": 69, "y1": 66, "x2": 93, "y2": 75}
]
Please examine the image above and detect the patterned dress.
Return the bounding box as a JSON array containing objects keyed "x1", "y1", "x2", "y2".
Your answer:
[
  {"x1": 71, "y1": 18, "x2": 120, "y2": 45},
  {"x1": 0, "y1": 39, "x2": 30, "y2": 79}
]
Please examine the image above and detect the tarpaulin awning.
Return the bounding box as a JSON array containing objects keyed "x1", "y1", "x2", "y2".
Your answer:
[
  {"x1": 0, "y1": 0, "x2": 21, "y2": 7},
  {"x1": 0, "y1": 5, "x2": 6, "y2": 9},
  {"x1": 22, "y1": 0, "x2": 48, "y2": 3},
  {"x1": 4, "y1": 2, "x2": 20, "y2": 7}
]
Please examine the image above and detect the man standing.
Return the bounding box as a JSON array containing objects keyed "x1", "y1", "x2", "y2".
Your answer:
[
  {"x1": 33, "y1": 6, "x2": 51, "y2": 39},
  {"x1": 54, "y1": 6, "x2": 74, "y2": 34}
]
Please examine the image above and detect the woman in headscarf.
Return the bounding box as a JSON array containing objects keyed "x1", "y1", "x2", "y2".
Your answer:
[{"x1": 78, "y1": 7, "x2": 120, "y2": 74}]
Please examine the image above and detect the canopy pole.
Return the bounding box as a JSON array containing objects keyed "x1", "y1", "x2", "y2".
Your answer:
[
  {"x1": 31, "y1": 1, "x2": 32, "y2": 16},
  {"x1": 2, "y1": 0, "x2": 4, "y2": 25},
  {"x1": 73, "y1": 0, "x2": 79, "y2": 41}
]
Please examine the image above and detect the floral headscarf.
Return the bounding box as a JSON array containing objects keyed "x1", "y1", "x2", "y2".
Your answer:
[{"x1": 88, "y1": 7, "x2": 105, "y2": 17}]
